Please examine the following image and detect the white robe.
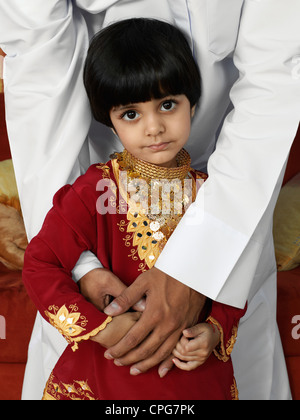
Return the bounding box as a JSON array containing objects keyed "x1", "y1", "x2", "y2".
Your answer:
[{"x1": 0, "y1": 0, "x2": 299, "y2": 400}]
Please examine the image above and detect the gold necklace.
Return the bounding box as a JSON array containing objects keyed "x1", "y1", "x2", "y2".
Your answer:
[{"x1": 117, "y1": 148, "x2": 191, "y2": 182}]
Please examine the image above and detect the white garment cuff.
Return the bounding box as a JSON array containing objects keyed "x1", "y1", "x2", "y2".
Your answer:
[{"x1": 72, "y1": 251, "x2": 103, "y2": 283}]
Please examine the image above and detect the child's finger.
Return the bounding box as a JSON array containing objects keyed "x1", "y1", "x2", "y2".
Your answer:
[
  {"x1": 183, "y1": 323, "x2": 207, "y2": 338},
  {"x1": 183, "y1": 335, "x2": 209, "y2": 353},
  {"x1": 172, "y1": 347, "x2": 198, "y2": 362},
  {"x1": 176, "y1": 335, "x2": 209, "y2": 357},
  {"x1": 172, "y1": 358, "x2": 200, "y2": 372},
  {"x1": 174, "y1": 335, "x2": 189, "y2": 354}
]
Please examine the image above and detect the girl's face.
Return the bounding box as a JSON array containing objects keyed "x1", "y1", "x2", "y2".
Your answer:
[{"x1": 110, "y1": 95, "x2": 195, "y2": 168}]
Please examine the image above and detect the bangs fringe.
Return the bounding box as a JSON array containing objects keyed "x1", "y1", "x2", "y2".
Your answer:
[{"x1": 108, "y1": 64, "x2": 187, "y2": 108}]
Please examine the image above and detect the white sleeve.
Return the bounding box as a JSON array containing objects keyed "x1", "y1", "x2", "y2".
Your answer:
[
  {"x1": 0, "y1": 1, "x2": 120, "y2": 280},
  {"x1": 156, "y1": 0, "x2": 300, "y2": 308},
  {"x1": 0, "y1": 0, "x2": 94, "y2": 240},
  {"x1": 72, "y1": 251, "x2": 103, "y2": 283},
  {"x1": 0, "y1": 0, "x2": 174, "y2": 280}
]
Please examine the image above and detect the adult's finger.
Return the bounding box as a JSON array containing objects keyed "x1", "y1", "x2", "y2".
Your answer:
[
  {"x1": 104, "y1": 309, "x2": 159, "y2": 360},
  {"x1": 157, "y1": 355, "x2": 175, "y2": 378},
  {"x1": 127, "y1": 330, "x2": 182, "y2": 376},
  {"x1": 105, "y1": 267, "x2": 206, "y2": 367},
  {"x1": 79, "y1": 268, "x2": 127, "y2": 311},
  {"x1": 104, "y1": 277, "x2": 147, "y2": 316}
]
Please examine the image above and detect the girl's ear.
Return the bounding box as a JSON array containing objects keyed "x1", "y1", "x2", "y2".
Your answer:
[{"x1": 191, "y1": 105, "x2": 196, "y2": 118}]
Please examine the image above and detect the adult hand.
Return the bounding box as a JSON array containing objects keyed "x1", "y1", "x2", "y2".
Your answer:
[
  {"x1": 78, "y1": 268, "x2": 146, "y2": 312},
  {"x1": 104, "y1": 267, "x2": 206, "y2": 376}
]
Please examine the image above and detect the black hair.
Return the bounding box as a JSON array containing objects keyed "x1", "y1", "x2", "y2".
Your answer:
[{"x1": 84, "y1": 18, "x2": 201, "y2": 127}]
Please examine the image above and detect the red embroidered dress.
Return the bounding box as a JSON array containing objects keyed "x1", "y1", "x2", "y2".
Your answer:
[{"x1": 23, "y1": 150, "x2": 246, "y2": 400}]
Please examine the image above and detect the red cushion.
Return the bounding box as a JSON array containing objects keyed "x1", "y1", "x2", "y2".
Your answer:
[
  {"x1": 0, "y1": 363, "x2": 26, "y2": 400},
  {"x1": 0, "y1": 263, "x2": 36, "y2": 364}
]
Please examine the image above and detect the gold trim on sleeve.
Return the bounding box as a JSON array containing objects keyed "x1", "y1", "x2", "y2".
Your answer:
[
  {"x1": 206, "y1": 316, "x2": 238, "y2": 363},
  {"x1": 45, "y1": 304, "x2": 112, "y2": 351},
  {"x1": 231, "y1": 378, "x2": 239, "y2": 401},
  {"x1": 70, "y1": 316, "x2": 113, "y2": 352}
]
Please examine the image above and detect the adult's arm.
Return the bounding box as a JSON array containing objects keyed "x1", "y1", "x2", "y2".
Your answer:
[
  {"x1": 0, "y1": 0, "x2": 131, "y2": 240},
  {"x1": 0, "y1": 0, "x2": 94, "y2": 240},
  {"x1": 103, "y1": 0, "x2": 300, "y2": 372},
  {"x1": 0, "y1": 0, "x2": 124, "y2": 282},
  {"x1": 0, "y1": 0, "x2": 174, "y2": 278},
  {"x1": 156, "y1": 0, "x2": 300, "y2": 308}
]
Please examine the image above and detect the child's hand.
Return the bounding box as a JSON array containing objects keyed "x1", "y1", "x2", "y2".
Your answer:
[
  {"x1": 79, "y1": 268, "x2": 145, "y2": 312},
  {"x1": 172, "y1": 323, "x2": 220, "y2": 371},
  {"x1": 91, "y1": 312, "x2": 141, "y2": 349}
]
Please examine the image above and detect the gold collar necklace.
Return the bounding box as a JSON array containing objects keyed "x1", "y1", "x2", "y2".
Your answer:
[{"x1": 116, "y1": 148, "x2": 191, "y2": 182}]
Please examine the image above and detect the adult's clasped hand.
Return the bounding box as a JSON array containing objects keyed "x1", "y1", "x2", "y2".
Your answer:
[{"x1": 103, "y1": 267, "x2": 206, "y2": 377}]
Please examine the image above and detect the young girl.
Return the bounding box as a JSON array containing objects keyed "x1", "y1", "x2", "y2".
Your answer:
[{"x1": 23, "y1": 18, "x2": 246, "y2": 400}]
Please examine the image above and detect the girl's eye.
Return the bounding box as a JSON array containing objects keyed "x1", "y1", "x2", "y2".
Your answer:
[
  {"x1": 161, "y1": 100, "x2": 176, "y2": 112},
  {"x1": 122, "y1": 110, "x2": 139, "y2": 121}
]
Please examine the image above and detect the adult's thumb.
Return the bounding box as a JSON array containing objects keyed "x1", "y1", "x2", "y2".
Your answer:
[{"x1": 104, "y1": 281, "x2": 145, "y2": 316}]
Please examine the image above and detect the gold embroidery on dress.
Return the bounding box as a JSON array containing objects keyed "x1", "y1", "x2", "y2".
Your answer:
[
  {"x1": 206, "y1": 316, "x2": 239, "y2": 363},
  {"x1": 97, "y1": 163, "x2": 128, "y2": 214},
  {"x1": 127, "y1": 210, "x2": 163, "y2": 269},
  {"x1": 43, "y1": 372, "x2": 96, "y2": 400},
  {"x1": 45, "y1": 304, "x2": 112, "y2": 351},
  {"x1": 231, "y1": 378, "x2": 239, "y2": 400},
  {"x1": 226, "y1": 325, "x2": 238, "y2": 356},
  {"x1": 45, "y1": 304, "x2": 87, "y2": 341},
  {"x1": 96, "y1": 163, "x2": 111, "y2": 179},
  {"x1": 110, "y1": 150, "x2": 206, "y2": 269}
]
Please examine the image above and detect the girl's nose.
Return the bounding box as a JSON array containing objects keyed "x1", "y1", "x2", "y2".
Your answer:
[{"x1": 144, "y1": 114, "x2": 165, "y2": 137}]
